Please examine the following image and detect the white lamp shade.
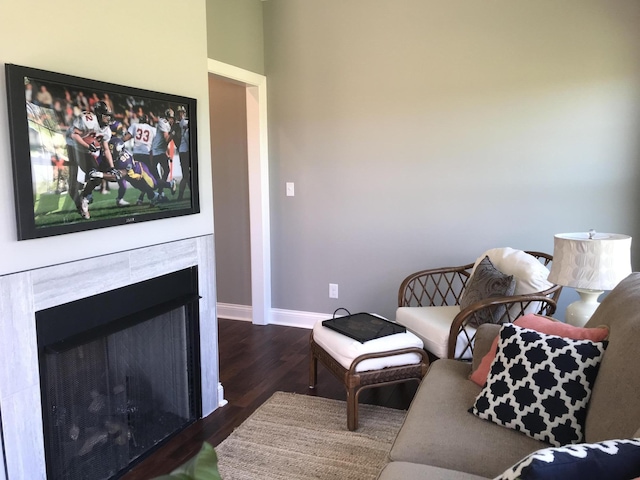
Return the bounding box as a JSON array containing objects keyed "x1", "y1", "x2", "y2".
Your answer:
[{"x1": 548, "y1": 232, "x2": 632, "y2": 291}]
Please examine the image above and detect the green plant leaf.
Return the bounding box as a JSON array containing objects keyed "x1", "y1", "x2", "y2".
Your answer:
[{"x1": 152, "y1": 443, "x2": 221, "y2": 480}]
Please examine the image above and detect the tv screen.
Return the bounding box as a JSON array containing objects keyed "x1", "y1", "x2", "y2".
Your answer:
[{"x1": 5, "y1": 63, "x2": 200, "y2": 240}]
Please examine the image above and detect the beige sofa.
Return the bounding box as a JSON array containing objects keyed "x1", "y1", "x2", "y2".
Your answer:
[{"x1": 378, "y1": 272, "x2": 640, "y2": 479}]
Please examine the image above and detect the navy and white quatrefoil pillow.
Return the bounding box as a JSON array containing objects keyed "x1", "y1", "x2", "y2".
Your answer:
[
  {"x1": 469, "y1": 324, "x2": 607, "y2": 447},
  {"x1": 495, "y1": 438, "x2": 640, "y2": 480}
]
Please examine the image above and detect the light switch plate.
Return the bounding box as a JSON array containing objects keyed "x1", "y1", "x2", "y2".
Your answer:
[{"x1": 286, "y1": 182, "x2": 295, "y2": 197}]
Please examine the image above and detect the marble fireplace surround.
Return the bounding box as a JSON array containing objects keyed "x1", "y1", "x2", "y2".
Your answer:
[{"x1": 0, "y1": 235, "x2": 219, "y2": 480}]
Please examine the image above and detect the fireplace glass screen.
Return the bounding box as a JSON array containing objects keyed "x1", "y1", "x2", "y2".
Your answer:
[{"x1": 40, "y1": 304, "x2": 197, "y2": 480}]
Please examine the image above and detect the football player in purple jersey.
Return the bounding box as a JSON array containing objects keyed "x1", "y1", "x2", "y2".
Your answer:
[
  {"x1": 106, "y1": 137, "x2": 161, "y2": 207},
  {"x1": 107, "y1": 121, "x2": 130, "y2": 204},
  {"x1": 107, "y1": 137, "x2": 177, "y2": 207}
]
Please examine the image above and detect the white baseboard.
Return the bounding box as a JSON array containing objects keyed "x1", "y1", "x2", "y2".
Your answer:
[
  {"x1": 216, "y1": 303, "x2": 253, "y2": 322},
  {"x1": 218, "y1": 382, "x2": 228, "y2": 407},
  {"x1": 216, "y1": 303, "x2": 330, "y2": 329},
  {"x1": 270, "y1": 308, "x2": 329, "y2": 329}
]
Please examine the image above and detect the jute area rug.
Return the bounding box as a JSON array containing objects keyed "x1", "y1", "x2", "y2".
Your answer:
[{"x1": 216, "y1": 391, "x2": 406, "y2": 480}]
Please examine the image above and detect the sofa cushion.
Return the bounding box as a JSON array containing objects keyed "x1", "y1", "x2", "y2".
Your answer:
[
  {"x1": 389, "y1": 360, "x2": 545, "y2": 478},
  {"x1": 396, "y1": 306, "x2": 474, "y2": 359},
  {"x1": 460, "y1": 256, "x2": 516, "y2": 328},
  {"x1": 469, "y1": 315, "x2": 609, "y2": 387},
  {"x1": 495, "y1": 438, "x2": 640, "y2": 480},
  {"x1": 470, "y1": 324, "x2": 607, "y2": 446},
  {"x1": 378, "y1": 461, "x2": 489, "y2": 480}
]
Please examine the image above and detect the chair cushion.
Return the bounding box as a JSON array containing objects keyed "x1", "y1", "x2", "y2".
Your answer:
[
  {"x1": 394, "y1": 249, "x2": 552, "y2": 361},
  {"x1": 396, "y1": 306, "x2": 475, "y2": 359},
  {"x1": 469, "y1": 324, "x2": 607, "y2": 446},
  {"x1": 312, "y1": 318, "x2": 423, "y2": 373},
  {"x1": 495, "y1": 438, "x2": 640, "y2": 480},
  {"x1": 460, "y1": 256, "x2": 516, "y2": 327},
  {"x1": 469, "y1": 314, "x2": 610, "y2": 387}
]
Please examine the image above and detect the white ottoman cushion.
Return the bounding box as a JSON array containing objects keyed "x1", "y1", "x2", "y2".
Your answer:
[
  {"x1": 313, "y1": 318, "x2": 424, "y2": 373},
  {"x1": 396, "y1": 306, "x2": 475, "y2": 359}
]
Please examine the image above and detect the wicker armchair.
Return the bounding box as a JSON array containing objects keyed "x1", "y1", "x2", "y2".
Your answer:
[{"x1": 396, "y1": 250, "x2": 562, "y2": 360}]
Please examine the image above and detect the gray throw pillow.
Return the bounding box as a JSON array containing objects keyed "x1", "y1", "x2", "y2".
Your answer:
[{"x1": 460, "y1": 256, "x2": 516, "y2": 327}]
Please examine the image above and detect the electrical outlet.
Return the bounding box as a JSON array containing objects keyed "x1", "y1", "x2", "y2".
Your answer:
[{"x1": 329, "y1": 283, "x2": 339, "y2": 299}]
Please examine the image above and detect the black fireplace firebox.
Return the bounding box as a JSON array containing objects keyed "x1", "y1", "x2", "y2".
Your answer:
[{"x1": 36, "y1": 268, "x2": 202, "y2": 480}]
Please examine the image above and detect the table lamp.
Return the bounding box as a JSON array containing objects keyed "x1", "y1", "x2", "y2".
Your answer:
[{"x1": 547, "y1": 230, "x2": 632, "y2": 327}]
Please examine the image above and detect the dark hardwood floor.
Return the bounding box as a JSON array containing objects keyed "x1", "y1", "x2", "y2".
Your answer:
[{"x1": 122, "y1": 318, "x2": 419, "y2": 479}]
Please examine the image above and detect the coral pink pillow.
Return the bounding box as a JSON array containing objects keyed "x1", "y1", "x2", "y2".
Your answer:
[{"x1": 469, "y1": 314, "x2": 609, "y2": 386}]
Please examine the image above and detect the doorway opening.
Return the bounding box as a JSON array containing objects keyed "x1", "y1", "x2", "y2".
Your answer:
[{"x1": 207, "y1": 60, "x2": 271, "y2": 326}]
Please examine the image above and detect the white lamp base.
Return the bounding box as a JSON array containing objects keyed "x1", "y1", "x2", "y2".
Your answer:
[{"x1": 565, "y1": 289, "x2": 604, "y2": 327}]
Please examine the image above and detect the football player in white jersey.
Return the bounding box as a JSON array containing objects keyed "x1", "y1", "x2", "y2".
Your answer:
[
  {"x1": 70, "y1": 100, "x2": 120, "y2": 219},
  {"x1": 65, "y1": 121, "x2": 81, "y2": 204},
  {"x1": 123, "y1": 113, "x2": 157, "y2": 205},
  {"x1": 175, "y1": 105, "x2": 190, "y2": 201},
  {"x1": 123, "y1": 113, "x2": 156, "y2": 167},
  {"x1": 150, "y1": 108, "x2": 177, "y2": 200}
]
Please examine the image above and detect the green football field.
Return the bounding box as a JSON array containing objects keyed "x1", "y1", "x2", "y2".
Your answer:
[{"x1": 33, "y1": 186, "x2": 192, "y2": 227}]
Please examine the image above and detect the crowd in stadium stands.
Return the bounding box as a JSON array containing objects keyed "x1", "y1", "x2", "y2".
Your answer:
[{"x1": 26, "y1": 78, "x2": 172, "y2": 135}]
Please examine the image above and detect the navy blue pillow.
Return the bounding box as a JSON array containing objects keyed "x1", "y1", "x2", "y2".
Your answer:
[{"x1": 496, "y1": 438, "x2": 640, "y2": 480}]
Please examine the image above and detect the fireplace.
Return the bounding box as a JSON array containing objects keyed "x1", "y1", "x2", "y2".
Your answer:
[
  {"x1": 0, "y1": 236, "x2": 219, "y2": 480},
  {"x1": 36, "y1": 269, "x2": 201, "y2": 480}
]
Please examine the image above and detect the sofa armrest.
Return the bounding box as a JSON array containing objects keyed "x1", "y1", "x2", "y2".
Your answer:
[{"x1": 471, "y1": 324, "x2": 501, "y2": 372}]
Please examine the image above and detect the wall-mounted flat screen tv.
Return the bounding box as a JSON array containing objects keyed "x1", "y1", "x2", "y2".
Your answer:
[{"x1": 5, "y1": 63, "x2": 200, "y2": 240}]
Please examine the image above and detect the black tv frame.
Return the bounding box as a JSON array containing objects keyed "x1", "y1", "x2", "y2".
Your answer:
[{"x1": 5, "y1": 63, "x2": 200, "y2": 240}]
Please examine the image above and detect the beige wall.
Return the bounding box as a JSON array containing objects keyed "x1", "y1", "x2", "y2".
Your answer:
[
  {"x1": 207, "y1": 0, "x2": 265, "y2": 75},
  {"x1": 0, "y1": 0, "x2": 213, "y2": 276},
  {"x1": 209, "y1": 74, "x2": 252, "y2": 306},
  {"x1": 263, "y1": 0, "x2": 640, "y2": 319}
]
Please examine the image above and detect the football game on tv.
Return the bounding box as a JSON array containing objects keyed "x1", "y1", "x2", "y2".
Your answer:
[{"x1": 5, "y1": 64, "x2": 200, "y2": 240}]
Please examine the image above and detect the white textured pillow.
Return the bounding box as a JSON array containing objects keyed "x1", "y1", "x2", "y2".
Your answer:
[{"x1": 472, "y1": 247, "x2": 553, "y2": 295}]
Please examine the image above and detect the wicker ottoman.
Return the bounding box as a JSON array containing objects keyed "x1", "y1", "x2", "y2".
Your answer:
[{"x1": 309, "y1": 319, "x2": 429, "y2": 430}]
